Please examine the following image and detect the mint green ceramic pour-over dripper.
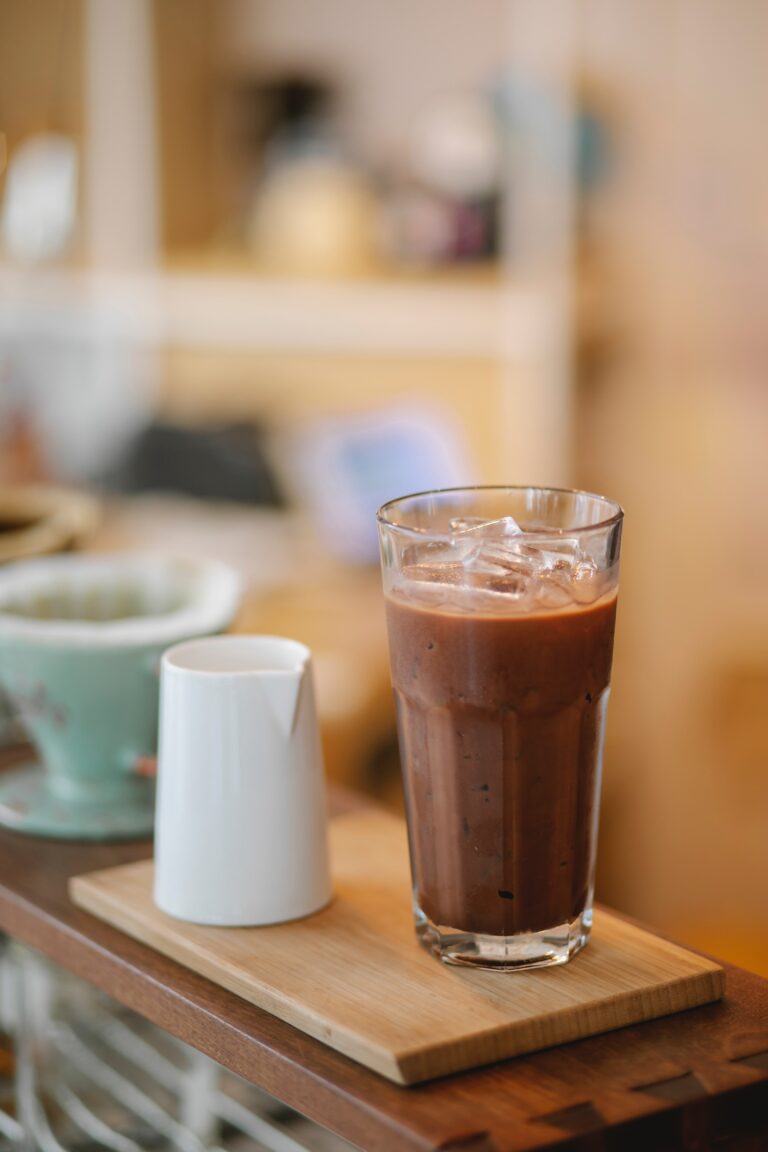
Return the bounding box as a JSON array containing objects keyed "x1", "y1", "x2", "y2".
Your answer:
[{"x1": 0, "y1": 553, "x2": 240, "y2": 840}]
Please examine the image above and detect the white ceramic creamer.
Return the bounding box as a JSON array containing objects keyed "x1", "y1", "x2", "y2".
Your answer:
[{"x1": 154, "y1": 635, "x2": 332, "y2": 926}]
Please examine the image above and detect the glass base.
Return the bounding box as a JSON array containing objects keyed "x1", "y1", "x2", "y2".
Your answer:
[{"x1": 415, "y1": 904, "x2": 592, "y2": 971}]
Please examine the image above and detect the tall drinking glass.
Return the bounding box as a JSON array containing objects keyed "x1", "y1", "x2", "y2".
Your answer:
[{"x1": 378, "y1": 487, "x2": 623, "y2": 970}]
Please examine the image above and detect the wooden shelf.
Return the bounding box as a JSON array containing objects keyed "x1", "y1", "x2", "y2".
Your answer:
[
  {"x1": 0, "y1": 261, "x2": 548, "y2": 358},
  {"x1": 163, "y1": 248, "x2": 503, "y2": 286}
]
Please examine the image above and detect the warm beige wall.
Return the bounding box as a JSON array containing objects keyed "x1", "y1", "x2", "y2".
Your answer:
[
  {"x1": 575, "y1": 0, "x2": 768, "y2": 974},
  {"x1": 152, "y1": 0, "x2": 219, "y2": 251}
]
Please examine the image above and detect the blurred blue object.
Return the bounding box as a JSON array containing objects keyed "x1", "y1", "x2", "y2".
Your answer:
[
  {"x1": 494, "y1": 73, "x2": 613, "y2": 194},
  {"x1": 286, "y1": 403, "x2": 475, "y2": 564}
]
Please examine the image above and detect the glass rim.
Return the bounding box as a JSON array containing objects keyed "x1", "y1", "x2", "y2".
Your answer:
[{"x1": 376, "y1": 485, "x2": 624, "y2": 539}]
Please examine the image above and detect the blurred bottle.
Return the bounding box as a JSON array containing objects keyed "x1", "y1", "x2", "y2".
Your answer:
[
  {"x1": 0, "y1": 134, "x2": 78, "y2": 264},
  {"x1": 243, "y1": 76, "x2": 378, "y2": 275}
]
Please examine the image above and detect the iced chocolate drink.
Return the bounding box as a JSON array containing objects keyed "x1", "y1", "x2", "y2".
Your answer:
[{"x1": 378, "y1": 488, "x2": 623, "y2": 970}]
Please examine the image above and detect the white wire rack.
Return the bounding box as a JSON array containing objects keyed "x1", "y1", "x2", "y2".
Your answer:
[{"x1": 0, "y1": 941, "x2": 358, "y2": 1152}]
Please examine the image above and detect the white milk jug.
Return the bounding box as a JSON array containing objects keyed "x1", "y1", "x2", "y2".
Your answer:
[{"x1": 154, "y1": 635, "x2": 332, "y2": 926}]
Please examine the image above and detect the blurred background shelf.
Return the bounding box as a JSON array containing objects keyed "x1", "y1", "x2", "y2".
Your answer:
[{"x1": 0, "y1": 263, "x2": 545, "y2": 358}]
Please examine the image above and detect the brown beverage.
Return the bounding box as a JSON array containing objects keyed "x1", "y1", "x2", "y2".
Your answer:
[
  {"x1": 386, "y1": 584, "x2": 617, "y2": 938},
  {"x1": 378, "y1": 487, "x2": 623, "y2": 968}
]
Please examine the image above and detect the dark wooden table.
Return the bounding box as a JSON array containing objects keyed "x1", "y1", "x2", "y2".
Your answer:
[{"x1": 0, "y1": 750, "x2": 766, "y2": 1152}]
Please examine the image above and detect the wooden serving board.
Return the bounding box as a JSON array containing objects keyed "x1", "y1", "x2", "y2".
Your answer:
[{"x1": 70, "y1": 809, "x2": 724, "y2": 1085}]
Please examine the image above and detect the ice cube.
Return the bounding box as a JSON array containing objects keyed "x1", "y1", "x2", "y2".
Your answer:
[
  {"x1": 458, "y1": 544, "x2": 535, "y2": 610},
  {"x1": 456, "y1": 519, "x2": 531, "y2": 570},
  {"x1": 404, "y1": 536, "x2": 477, "y2": 569},
  {"x1": 463, "y1": 537, "x2": 534, "y2": 578},
  {"x1": 402, "y1": 521, "x2": 603, "y2": 611},
  {"x1": 522, "y1": 543, "x2": 600, "y2": 607},
  {"x1": 450, "y1": 515, "x2": 523, "y2": 538},
  {"x1": 478, "y1": 572, "x2": 531, "y2": 598},
  {"x1": 571, "y1": 558, "x2": 601, "y2": 603},
  {"x1": 401, "y1": 559, "x2": 466, "y2": 586},
  {"x1": 520, "y1": 537, "x2": 583, "y2": 572},
  {"x1": 535, "y1": 571, "x2": 574, "y2": 609}
]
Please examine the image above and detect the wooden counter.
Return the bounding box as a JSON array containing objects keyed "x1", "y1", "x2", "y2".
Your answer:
[{"x1": 0, "y1": 750, "x2": 766, "y2": 1151}]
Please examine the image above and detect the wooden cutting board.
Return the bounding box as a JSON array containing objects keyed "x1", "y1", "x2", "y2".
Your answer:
[{"x1": 70, "y1": 809, "x2": 724, "y2": 1085}]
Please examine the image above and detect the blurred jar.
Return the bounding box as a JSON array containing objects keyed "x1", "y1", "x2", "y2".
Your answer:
[
  {"x1": 243, "y1": 76, "x2": 378, "y2": 275},
  {"x1": 248, "y1": 159, "x2": 378, "y2": 275}
]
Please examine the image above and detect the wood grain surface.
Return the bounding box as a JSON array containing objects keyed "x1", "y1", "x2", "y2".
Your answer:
[
  {"x1": 71, "y1": 808, "x2": 724, "y2": 1085},
  {"x1": 0, "y1": 747, "x2": 766, "y2": 1150}
]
